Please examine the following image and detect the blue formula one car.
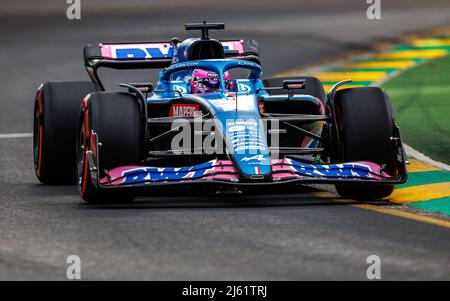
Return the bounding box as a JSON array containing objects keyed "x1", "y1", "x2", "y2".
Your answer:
[{"x1": 33, "y1": 22, "x2": 407, "y2": 203}]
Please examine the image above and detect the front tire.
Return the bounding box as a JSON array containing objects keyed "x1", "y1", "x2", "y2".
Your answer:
[
  {"x1": 77, "y1": 92, "x2": 142, "y2": 204},
  {"x1": 332, "y1": 87, "x2": 397, "y2": 200}
]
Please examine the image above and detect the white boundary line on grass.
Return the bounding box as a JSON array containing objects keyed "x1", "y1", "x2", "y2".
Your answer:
[{"x1": 403, "y1": 143, "x2": 450, "y2": 171}]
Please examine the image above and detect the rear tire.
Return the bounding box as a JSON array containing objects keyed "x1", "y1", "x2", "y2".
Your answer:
[
  {"x1": 77, "y1": 92, "x2": 142, "y2": 204},
  {"x1": 33, "y1": 81, "x2": 97, "y2": 184},
  {"x1": 262, "y1": 76, "x2": 326, "y2": 102},
  {"x1": 332, "y1": 87, "x2": 397, "y2": 200}
]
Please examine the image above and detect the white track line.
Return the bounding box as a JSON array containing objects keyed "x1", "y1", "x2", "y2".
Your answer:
[
  {"x1": 404, "y1": 143, "x2": 450, "y2": 171},
  {"x1": 0, "y1": 133, "x2": 32, "y2": 139}
]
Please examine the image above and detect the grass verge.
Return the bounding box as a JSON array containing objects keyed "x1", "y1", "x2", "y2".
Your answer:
[{"x1": 381, "y1": 55, "x2": 450, "y2": 164}]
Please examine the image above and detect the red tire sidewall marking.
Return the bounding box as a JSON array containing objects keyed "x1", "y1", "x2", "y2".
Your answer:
[
  {"x1": 80, "y1": 97, "x2": 90, "y2": 197},
  {"x1": 37, "y1": 88, "x2": 43, "y2": 114},
  {"x1": 37, "y1": 126, "x2": 43, "y2": 177},
  {"x1": 80, "y1": 135, "x2": 89, "y2": 197},
  {"x1": 36, "y1": 88, "x2": 43, "y2": 177}
]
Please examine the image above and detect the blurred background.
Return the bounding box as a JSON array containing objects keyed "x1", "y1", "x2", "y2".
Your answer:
[{"x1": 0, "y1": 0, "x2": 449, "y2": 280}]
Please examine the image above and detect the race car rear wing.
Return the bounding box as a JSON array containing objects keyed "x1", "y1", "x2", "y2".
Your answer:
[{"x1": 83, "y1": 40, "x2": 260, "y2": 90}]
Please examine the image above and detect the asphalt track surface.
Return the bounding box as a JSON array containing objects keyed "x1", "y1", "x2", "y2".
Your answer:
[{"x1": 0, "y1": 1, "x2": 450, "y2": 280}]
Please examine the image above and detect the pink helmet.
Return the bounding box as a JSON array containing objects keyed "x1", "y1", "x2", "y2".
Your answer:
[{"x1": 190, "y1": 69, "x2": 231, "y2": 94}]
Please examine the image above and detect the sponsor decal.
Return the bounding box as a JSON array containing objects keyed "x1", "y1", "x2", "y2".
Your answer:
[
  {"x1": 226, "y1": 119, "x2": 268, "y2": 155},
  {"x1": 221, "y1": 40, "x2": 245, "y2": 55},
  {"x1": 100, "y1": 43, "x2": 173, "y2": 60},
  {"x1": 228, "y1": 125, "x2": 247, "y2": 132},
  {"x1": 258, "y1": 101, "x2": 265, "y2": 113},
  {"x1": 226, "y1": 93, "x2": 237, "y2": 101},
  {"x1": 100, "y1": 159, "x2": 389, "y2": 186},
  {"x1": 100, "y1": 41, "x2": 246, "y2": 60},
  {"x1": 103, "y1": 160, "x2": 238, "y2": 184},
  {"x1": 237, "y1": 83, "x2": 252, "y2": 93},
  {"x1": 271, "y1": 159, "x2": 389, "y2": 180},
  {"x1": 285, "y1": 83, "x2": 304, "y2": 89},
  {"x1": 169, "y1": 104, "x2": 200, "y2": 117},
  {"x1": 172, "y1": 84, "x2": 188, "y2": 94},
  {"x1": 237, "y1": 60, "x2": 259, "y2": 68}
]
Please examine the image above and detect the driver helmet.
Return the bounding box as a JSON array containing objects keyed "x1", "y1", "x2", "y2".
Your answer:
[{"x1": 190, "y1": 69, "x2": 232, "y2": 94}]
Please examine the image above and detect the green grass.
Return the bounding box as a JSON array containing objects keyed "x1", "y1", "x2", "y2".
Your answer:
[{"x1": 381, "y1": 55, "x2": 450, "y2": 164}]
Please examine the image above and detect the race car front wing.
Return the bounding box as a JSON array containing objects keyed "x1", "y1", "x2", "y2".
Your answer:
[{"x1": 95, "y1": 158, "x2": 406, "y2": 189}]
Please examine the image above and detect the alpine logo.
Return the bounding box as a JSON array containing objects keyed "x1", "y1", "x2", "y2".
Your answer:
[{"x1": 241, "y1": 154, "x2": 265, "y2": 162}]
